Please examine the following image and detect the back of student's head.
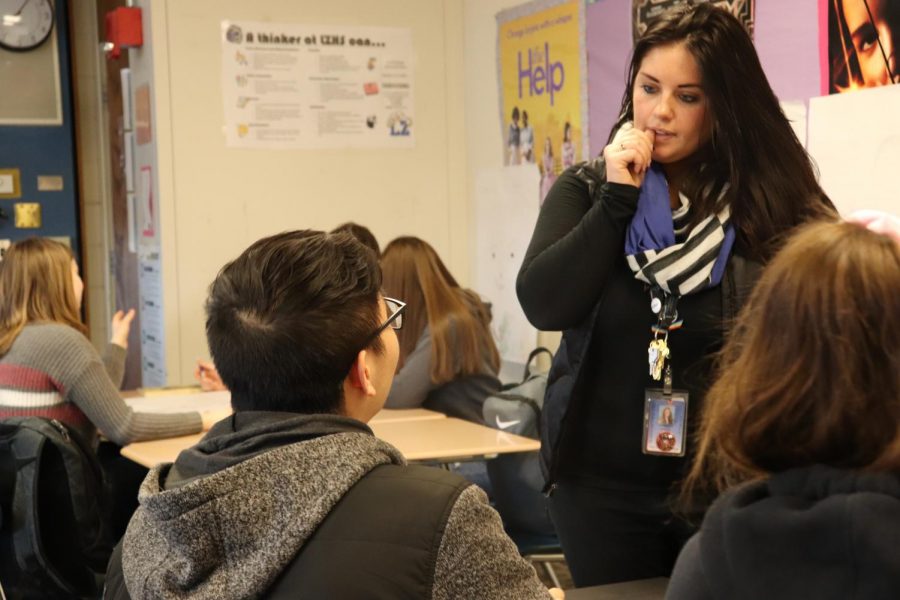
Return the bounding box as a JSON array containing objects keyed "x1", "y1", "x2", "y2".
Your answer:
[
  {"x1": 0, "y1": 238, "x2": 85, "y2": 355},
  {"x1": 381, "y1": 236, "x2": 498, "y2": 382},
  {"x1": 205, "y1": 230, "x2": 384, "y2": 413},
  {"x1": 331, "y1": 222, "x2": 380, "y2": 256},
  {"x1": 687, "y1": 221, "x2": 900, "y2": 496}
]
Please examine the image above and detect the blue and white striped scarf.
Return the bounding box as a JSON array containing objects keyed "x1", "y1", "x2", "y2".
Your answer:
[{"x1": 625, "y1": 163, "x2": 735, "y2": 296}]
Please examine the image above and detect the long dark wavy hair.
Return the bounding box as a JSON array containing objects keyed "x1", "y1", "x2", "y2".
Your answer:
[{"x1": 611, "y1": 3, "x2": 837, "y2": 261}]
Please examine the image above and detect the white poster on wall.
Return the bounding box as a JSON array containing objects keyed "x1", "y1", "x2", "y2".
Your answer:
[
  {"x1": 221, "y1": 21, "x2": 414, "y2": 149},
  {"x1": 807, "y1": 85, "x2": 900, "y2": 217},
  {"x1": 780, "y1": 100, "x2": 807, "y2": 148},
  {"x1": 473, "y1": 165, "x2": 541, "y2": 365}
]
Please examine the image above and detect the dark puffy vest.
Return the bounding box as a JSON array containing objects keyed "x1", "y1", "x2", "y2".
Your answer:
[
  {"x1": 105, "y1": 464, "x2": 470, "y2": 600},
  {"x1": 266, "y1": 464, "x2": 469, "y2": 598}
]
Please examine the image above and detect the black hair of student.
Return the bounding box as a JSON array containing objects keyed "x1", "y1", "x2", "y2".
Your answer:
[
  {"x1": 205, "y1": 230, "x2": 385, "y2": 414},
  {"x1": 612, "y1": 3, "x2": 837, "y2": 261},
  {"x1": 511, "y1": 106, "x2": 519, "y2": 121},
  {"x1": 331, "y1": 221, "x2": 380, "y2": 256}
]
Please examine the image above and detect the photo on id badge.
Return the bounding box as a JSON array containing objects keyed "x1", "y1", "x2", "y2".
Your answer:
[{"x1": 643, "y1": 391, "x2": 687, "y2": 456}]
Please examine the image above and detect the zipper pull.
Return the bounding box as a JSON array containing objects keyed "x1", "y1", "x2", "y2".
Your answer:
[{"x1": 50, "y1": 419, "x2": 71, "y2": 442}]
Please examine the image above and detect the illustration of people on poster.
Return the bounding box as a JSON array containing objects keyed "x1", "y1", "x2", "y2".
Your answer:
[
  {"x1": 497, "y1": 0, "x2": 587, "y2": 203},
  {"x1": 828, "y1": 0, "x2": 898, "y2": 93},
  {"x1": 632, "y1": 0, "x2": 755, "y2": 40}
]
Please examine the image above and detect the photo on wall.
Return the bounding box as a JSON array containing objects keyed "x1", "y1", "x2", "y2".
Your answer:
[
  {"x1": 632, "y1": 0, "x2": 755, "y2": 40},
  {"x1": 496, "y1": 0, "x2": 589, "y2": 204},
  {"x1": 827, "y1": 0, "x2": 899, "y2": 93}
]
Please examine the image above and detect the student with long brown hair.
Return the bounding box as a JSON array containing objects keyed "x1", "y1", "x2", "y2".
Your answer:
[
  {"x1": 667, "y1": 221, "x2": 900, "y2": 599},
  {"x1": 0, "y1": 238, "x2": 213, "y2": 447},
  {"x1": 380, "y1": 236, "x2": 501, "y2": 423}
]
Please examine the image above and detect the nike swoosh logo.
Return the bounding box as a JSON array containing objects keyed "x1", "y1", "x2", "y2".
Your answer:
[{"x1": 495, "y1": 416, "x2": 521, "y2": 430}]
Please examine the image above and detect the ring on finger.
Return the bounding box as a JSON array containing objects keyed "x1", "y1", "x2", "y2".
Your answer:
[{"x1": 620, "y1": 143, "x2": 626, "y2": 151}]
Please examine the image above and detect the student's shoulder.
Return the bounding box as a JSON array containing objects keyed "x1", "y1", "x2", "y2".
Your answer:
[
  {"x1": 9, "y1": 324, "x2": 97, "y2": 378},
  {"x1": 368, "y1": 463, "x2": 471, "y2": 495},
  {"x1": 19, "y1": 322, "x2": 93, "y2": 352}
]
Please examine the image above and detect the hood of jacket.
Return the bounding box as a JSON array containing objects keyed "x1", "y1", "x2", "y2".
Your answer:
[
  {"x1": 699, "y1": 464, "x2": 900, "y2": 599},
  {"x1": 121, "y1": 412, "x2": 405, "y2": 600}
]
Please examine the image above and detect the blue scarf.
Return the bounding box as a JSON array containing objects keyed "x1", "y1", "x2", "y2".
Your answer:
[{"x1": 625, "y1": 163, "x2": 735, "y2": 296}]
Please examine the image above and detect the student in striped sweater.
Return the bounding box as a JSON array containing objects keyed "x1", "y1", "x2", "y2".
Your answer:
[{"x1": 0, "y1": 238, "x2": 214, "y2": 447}]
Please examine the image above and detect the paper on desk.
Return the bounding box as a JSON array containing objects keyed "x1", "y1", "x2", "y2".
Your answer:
[
  {"x1": 807, "y1": 85, "x2": 900, "y2": 217},
  {"x1": 125, "y1": 390, "x2": 232, "y2": 414}
]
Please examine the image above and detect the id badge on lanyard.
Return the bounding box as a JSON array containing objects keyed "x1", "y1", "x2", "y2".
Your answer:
[
  {"x1": 643, "y1": 371, "x2": 689, "y2": 457},
  {"x1": 642, "y1": 287, "x2": 689, "y2": 457}
]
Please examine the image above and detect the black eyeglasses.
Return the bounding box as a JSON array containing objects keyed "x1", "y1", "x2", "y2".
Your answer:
[{"x1": 361, "y1": 297, "x2": 406, "y2": 349}]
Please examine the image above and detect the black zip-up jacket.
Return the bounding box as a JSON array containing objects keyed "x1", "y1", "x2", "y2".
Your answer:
[
  {"x1": 667, "y1": 465, "x2": 900, "y2": 599},
  {"x1": 517, "y1": 160, "x2": 762, "y2": 491}
]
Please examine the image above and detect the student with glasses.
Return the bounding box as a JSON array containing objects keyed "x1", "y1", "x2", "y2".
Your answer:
[
  {"x1": 105, "y1": 230, "x2": 562, "y2": 600},
  {"x1": 380, "y1": 236, "x2": 502, "y2": 424},
  {"x1": 193, "y1": 222, "x2": 382, "y2": 391}
]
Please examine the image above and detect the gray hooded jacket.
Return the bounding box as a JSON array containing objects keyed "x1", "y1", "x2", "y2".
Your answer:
[{"x1": 105, "y1": 412, "x2": 551, "y2": 600}]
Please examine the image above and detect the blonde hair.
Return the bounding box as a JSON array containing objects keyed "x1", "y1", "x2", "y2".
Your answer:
[
  {"x1": 0, "y1": 238, "x2": 85, "y2": 355},
  {"x1": 683, "y1": 221, "x2": 900, "y2": 503},
  {"x1": 381, "y1": 237, "x2": 500, "y2": 384}
]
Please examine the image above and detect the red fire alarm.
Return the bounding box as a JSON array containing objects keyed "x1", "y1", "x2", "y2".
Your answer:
[{"x1": 104, "y1": 7, "x2": 143, "y2": 59}]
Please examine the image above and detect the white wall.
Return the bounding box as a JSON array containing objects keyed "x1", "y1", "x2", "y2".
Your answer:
[{"x1": 133, "y1": 0, "x2": 467, "y2": 384}]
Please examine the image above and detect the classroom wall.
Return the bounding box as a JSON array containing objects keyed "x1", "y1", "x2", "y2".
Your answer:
[
  {"x1": 129, "y1": 0, "x2": 467, "y2": 384},
  {"x1": 461, "y1": 0, "x2": 899, "y2": 363},
  {"x1": 121, "y1": 0, "x2": 896, "y2": 382},
  {"x1": 463, "y1": 0, "x2": 569, "y2": 359}
]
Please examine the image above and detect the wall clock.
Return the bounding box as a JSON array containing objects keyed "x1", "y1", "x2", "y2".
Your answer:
[{"x1": 0, "y1": 0, "x2": 54, "y2": 52}]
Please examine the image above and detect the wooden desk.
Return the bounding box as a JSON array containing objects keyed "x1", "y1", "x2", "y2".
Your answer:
[
  {"x1": 564, "y1": 578, "x2": 669, "y2": 600},
  {"x1": 124, "y1": 391, "x2": 444, "y2": 424},
  {"x1": 121, "y1": 433, "x2": 203, "y2": 468},
  {"x1": 370, "y1": 408, "x2": 445, "y2": 424},
  {"x1": 369, "y1": 417, "x2": 539, "y2": 462},
  {"x1": 121, "y1": 416, "x2": 538, "y2": 468},
  {"x1": 124, "y1": 390, "x2": 231, "y2": 413}
]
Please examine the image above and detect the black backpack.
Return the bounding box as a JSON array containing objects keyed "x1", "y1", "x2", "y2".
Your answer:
[{"x1": 0, "y1": 417, "x2": 111, "y2": 599}]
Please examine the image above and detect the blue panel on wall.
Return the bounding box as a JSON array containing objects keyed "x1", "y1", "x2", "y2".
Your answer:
[{"x1": 0, "y1": 0, "x2": 81, "y2": 260}]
